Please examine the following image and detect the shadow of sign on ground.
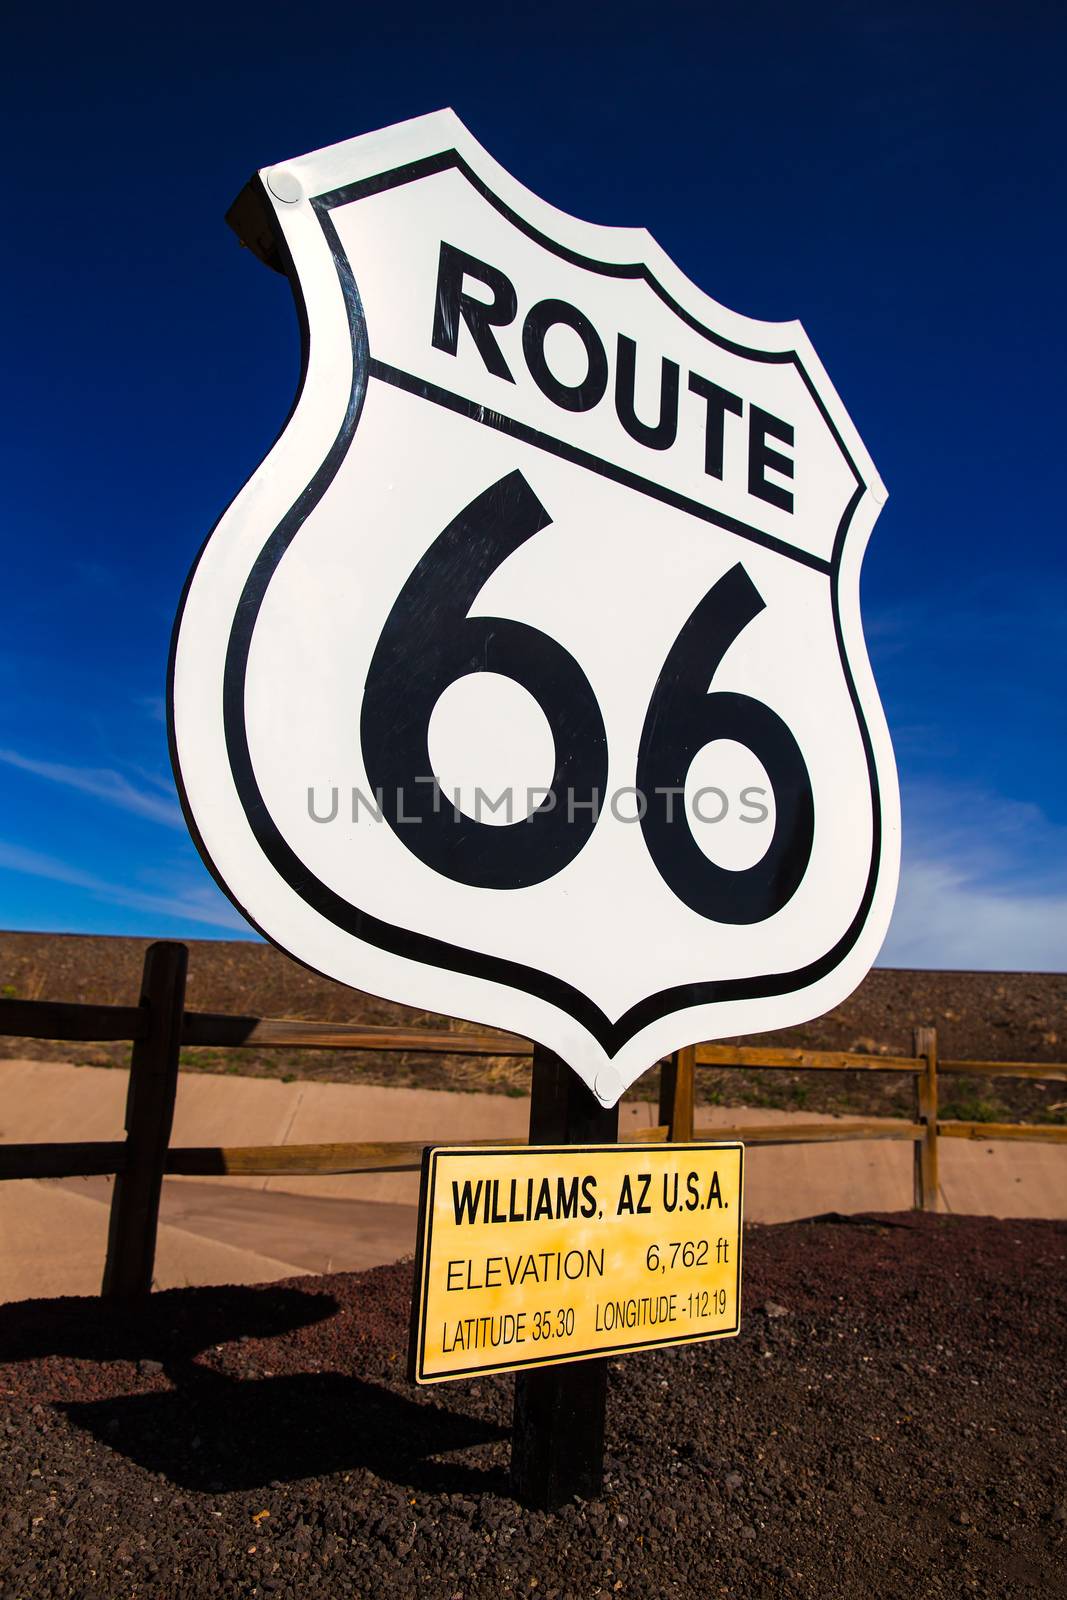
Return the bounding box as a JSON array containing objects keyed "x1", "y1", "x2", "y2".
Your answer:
[
  {"x1": 0, "y1": 1280, "x2": 508, "y2": 1497},
  {"x1": 61, "y1": 1374, "x2": 508, "y2": 1496}
]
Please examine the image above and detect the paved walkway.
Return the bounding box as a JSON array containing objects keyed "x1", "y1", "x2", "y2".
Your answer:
[{"x1": 2, "y1": 1060, "x2": 1064, "y2": 1302}]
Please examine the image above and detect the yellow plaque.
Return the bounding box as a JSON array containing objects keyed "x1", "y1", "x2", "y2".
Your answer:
[{"x1": 409, "y1": 1142, "x2": 743, "y2": 1383}]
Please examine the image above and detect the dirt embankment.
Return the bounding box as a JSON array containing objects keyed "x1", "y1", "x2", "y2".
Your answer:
[
  {"x1": 0, "y1": 1214, "x2": 1063, "y2": 1598},
  {"x1": 2, "y1": 932, "x2": 1065, "y2": 1123}
]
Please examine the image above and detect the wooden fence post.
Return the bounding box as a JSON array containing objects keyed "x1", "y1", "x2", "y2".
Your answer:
[
  {"x1": 913, "y1": 1025, "x2": 939, "y2": 1213},
  {"x1": 102, "y1": 942, "x2": 188, "y2": 1298},
  {"x1": 512, "y1": 1046, "x2": 619, "y2": 1509},
  {"x1": 658, "y1": 1045, "x2": 696, "y2": 1142}
]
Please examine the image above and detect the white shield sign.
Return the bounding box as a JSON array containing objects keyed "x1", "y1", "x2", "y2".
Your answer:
[{"x1": 170, "y1": 110, "x2": 900, "y2": 1107}]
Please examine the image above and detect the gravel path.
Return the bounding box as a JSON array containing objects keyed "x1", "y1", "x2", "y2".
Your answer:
[{"x1": 1, "y1": 1213, "x2": 1064, "y2": 1598}]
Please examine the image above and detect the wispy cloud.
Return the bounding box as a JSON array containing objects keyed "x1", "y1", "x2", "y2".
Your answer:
[
  {"x1": 877, "y1": 578, "x2": 1066, "y2": 665},
  {"x1": 0, "y1": 747, "x2": 182, "y2": 828},
  {"x1": 0, "y1": 839, "x2": 248, "y2": 932},
  {"x1": 881, "y1": 858, "x2": 1067, "y2": 972},
  {"x1": 129, "y1": 763, "x2": 180, "y2": 796},
  {"x1": 133, "y1": 694, "x2": 166, "y2": 725},
  {"x1": 0, "y1": 841, "x2": 105, "y2": 894},
  {"x1": 880, "y1": 779, "x2": 1067, "y2": 971}
]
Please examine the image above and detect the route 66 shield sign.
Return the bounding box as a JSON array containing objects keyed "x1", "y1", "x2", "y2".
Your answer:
[{"x1": 169, "y1": 110, "x2": 899, "y2": 1108}]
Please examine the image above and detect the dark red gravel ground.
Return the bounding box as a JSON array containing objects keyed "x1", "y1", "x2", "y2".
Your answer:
[{"x1": 1, "y1": 1213, "x2": 1064, "y2": 1599}]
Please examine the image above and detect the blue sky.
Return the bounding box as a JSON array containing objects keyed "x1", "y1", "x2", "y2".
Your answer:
[{"x1": 2, "y1": 1, "x2": 1065, "y2": 969}]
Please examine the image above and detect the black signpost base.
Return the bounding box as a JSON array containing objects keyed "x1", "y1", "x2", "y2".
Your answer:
[{"x1": 511, "y1": 1046, "x2": 620, "y2": 1510}]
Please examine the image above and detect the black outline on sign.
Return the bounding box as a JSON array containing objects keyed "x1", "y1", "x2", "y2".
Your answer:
[
  {"x1": 170, "y1": 149, "x2": 883, "y2": 1058},
  {"x1": 367, "y1": 358, "x2": 831, "y2": 576},
  {"x1": 411, "y1": 1142, "x2": 744, "y2": 1384}
]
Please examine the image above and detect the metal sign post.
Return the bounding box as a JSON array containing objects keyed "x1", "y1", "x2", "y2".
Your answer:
[
  {"x1": 511, "y1": 1048, "x2": 619, "y2": 1507},
  {"x1": 406, "y1": 1059, "x2": 745, "y2": 1499}
]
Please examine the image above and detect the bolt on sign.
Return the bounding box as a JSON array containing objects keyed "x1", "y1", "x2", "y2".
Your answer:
[
  {"x1": 170, "y1": 109, "x2": 899, "y2": 1109},
  {"x1": 409, "y1": 1144, "x2": 742, "y2": 1383}
]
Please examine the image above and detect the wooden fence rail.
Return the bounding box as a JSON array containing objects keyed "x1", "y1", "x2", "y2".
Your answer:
[{"x1": 1, "y1": 941, "x2": 1064, "y2": 1297}]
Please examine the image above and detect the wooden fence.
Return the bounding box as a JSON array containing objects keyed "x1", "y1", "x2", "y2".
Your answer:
[{"x1": 1, "y1": 941, "x2": 1064, "y2": 1298}]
